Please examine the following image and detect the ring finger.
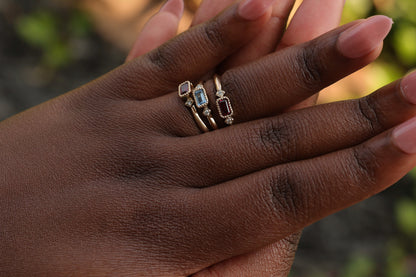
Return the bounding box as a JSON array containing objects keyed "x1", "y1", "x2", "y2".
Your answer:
[
  {"x1": 173, "y1": 72, "x2": 416, "y2": 186},
  {"x1": 159, "y1": 15, "x2": 392, "y2": 133}
]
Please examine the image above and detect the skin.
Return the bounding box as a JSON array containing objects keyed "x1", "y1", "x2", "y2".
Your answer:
[
  {"x1": 1, "y1": 1, "x2": 413, "y2": 277},
  {"x1": 128, "y1": 0, "x2": 344, "y2": 275}
]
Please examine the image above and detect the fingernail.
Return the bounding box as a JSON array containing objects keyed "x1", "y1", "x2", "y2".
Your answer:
[
  {"x1": 401, "y1": 71, "x2": 416, "y2": 105},
  {"x1": 238, "y1": 0, "x2": 274, "y2": 21},
  {"x1": 337, "y1": 15, "x2": 393, "y2": 59},
  {"x1": 392, "y1": 117, "x2": 416, "y2": 154},
  {"x1": 160, "y1": 0, "x2": 184, "y2": 17}
]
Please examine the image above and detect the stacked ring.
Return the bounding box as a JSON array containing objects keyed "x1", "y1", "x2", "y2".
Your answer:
[
  {"x1": 214, "y1": 75, "x2": 234, "y2": 125},
  {"x1": 193, "y1": 82, "x2": 218, "y2": 130},
  {"x1": 178, "y1": 81, "x2": 209, "y2": 133}
]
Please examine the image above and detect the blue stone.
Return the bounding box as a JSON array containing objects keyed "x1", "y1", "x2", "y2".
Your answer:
[{"x1": 194, "y1": 89, "x2": 208, "y2": 107}]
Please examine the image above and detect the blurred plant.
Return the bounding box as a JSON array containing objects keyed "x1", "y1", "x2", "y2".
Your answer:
[
  {"x1": 15, "y1": 9, "x2": 92, "y2": 69},
  {"x1": 342, "y1": 254, "x2": 375, "y2": 277}
]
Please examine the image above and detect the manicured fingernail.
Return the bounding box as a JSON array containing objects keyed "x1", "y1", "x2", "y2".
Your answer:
[
  {"x1": 337, "y1": 15, "x2": 393, "y2": 59},
  {"x1": 392, "y1": 117, "x2": 416, "y2": 154},
  {"x1": 238, "y1": 0, "x2": 274, "y2": 21},
  {"x1": 401, "y1": 71, "x2": 416, "y2": 105},
  {"x1": 160, "y1": 0, "x2": 184, "y2": 17}
]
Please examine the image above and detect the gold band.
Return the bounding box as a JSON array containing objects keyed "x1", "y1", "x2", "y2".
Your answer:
[
  {"x1": 193, "y1": 82, "x2": 218, "y2": 130},
  {"x1": 191, "y1": 106, "x2": 210, "y2": 133},
  {"x1": 214, "y1": 75, "x2": 234, "y2": 125},
  {"x1": 179, "y1": 81, "x2": 210, "y2": 133}
]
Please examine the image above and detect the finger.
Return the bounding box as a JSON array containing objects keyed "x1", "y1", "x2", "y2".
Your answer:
[
  {"x1": 209, "y1": 16, "x2": 392, "y2": 123},
  {"x1": 126, "y1": 0, "x2": 184, "y2": 62},
  {"x1": 170, "y1": 71, "x2": 416, "y2": 186},
  {"x1": 104, "y1": 0, "x2": 275, "y2": 100},
  {"x1": 219, "y1": 0, "x2": 295, "y2": 70},
  {"x1": 189, "y1": 117, "x2": 416, "y2": 265},
  {"x1": 192, "y1": 0, "x2": 235, "y2": 26},
  {"x1": 193, "y1": 233, "x2": 300, "y2": 277},
  {"x1": 279, "y1": 0, "x2": 345, "y2": 110},
  {"x1": 278, "y1": 0, "x2": 345, "y2": 49},
  {"x1": 158, "y1": 15, "x2": 392, "y2": 135}
]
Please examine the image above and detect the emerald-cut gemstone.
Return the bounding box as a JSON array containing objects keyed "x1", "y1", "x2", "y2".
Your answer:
[
  {"x1": 194, "y1": 88, "x2": 208, "y2": 108},
  {"x1": 217, "y1": 97, "x2": 233, "y2": 118},
  {"x1": 179, "y1": 81, "x2": 191, "y2": 97}
]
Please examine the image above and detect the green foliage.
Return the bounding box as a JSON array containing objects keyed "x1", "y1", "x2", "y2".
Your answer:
[
  {"x1": 16, "y1": 11, "x2": 59, "y2": 48},
  {"x1": 385, "y1": 241, "x2": 407, "y2": 277},
  {"x1": 341, "y1": 0, "x2": 373, "y2": 24},
  {"x1": 396, "y1": 199, "x2": 416, "y2": 236},
  {"x1": 69, "y1": 11, "x2": 92, "y2": 37},
  {"x1": 394, "y1": 22, "x2": 416, "y2": 66},
  {"x1": 15, "y1": 9, "x2": 92, "y2": 69},
  {"x1": 342, "y1": 254, "x2": 375, "y2": 277}
]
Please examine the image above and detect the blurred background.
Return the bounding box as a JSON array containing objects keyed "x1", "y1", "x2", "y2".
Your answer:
[{"x1": 1, "y1": 0, "x2": 416, "y2": 276}]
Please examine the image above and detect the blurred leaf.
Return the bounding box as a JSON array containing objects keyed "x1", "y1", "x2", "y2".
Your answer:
[
  {"x1": 394, "y1": 22, "x2": 416, "y2": 67},
  {"x1": 395, "y1": 0, "x2": 416, "y2": 25},
  {"x1": 396, "y1": 199, "x2": 416, "y2": 236},
  {"x1": 386, "y1": 240, "x2": 407, "y2": 277},
  {"x1": 69, "y1": 11, "x2": 92, "y2": 37},
  {"x1": 43, "y1": 41, "x2": 71, "y2": 68},
  {"x1": 341, "y1": 0, "x2": 373, "y2": 24},
  {"x1": 342, "y1": 254, "x2": 375, "y2": 277},
  {"x1": 16, "y1": 11, "x2": 59, "y2": 48}
]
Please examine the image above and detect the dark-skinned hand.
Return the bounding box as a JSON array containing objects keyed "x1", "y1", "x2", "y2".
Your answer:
[{"x1": 1, "y1": 1, "x2": 413, "y2": 276}]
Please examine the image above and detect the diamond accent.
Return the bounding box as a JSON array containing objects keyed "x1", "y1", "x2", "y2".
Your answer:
[
  {"x1": 225, "y1": 117, "x2": 234, "y2": 125},
  {"x1": 203, "y1": 108, "x2": 211, "y2": 117},
  {"x1": 216, "y1": 90, "x2": 225, "y2": 98},
  {"x1": 185, "y1": 98, "x2": 194, "y2": 107}
]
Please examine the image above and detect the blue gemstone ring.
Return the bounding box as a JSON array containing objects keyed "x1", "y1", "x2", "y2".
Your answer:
[
  {"x1": 179, "y1": 81, "x2": 209, "y2": 133},
  {"x1": 192, "y1": 82, "x2": 218, "y2": 130}
]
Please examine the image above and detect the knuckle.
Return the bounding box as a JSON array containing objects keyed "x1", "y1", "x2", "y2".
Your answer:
[
  {"x1": 357, "y1": 96, "x2": 384, "y2": 134},
  {"x1": 351, "y1": 146, "x2": 378, "y2": 189},
  {"x1": 255, "y1": 118, "x2": 293, "y2": 162},
  {"x1": 147, "y1": 44, "x2": 178, "y2": 74},
  {"x1": 266, "y1": 168, "x2": 306, "y2": 224},
  {"x1": 295, "y1": 41, "x2": 326, "y2": 91},
  {"x1": 201, "y1": 20, "x2": 226, "y2": 55}
]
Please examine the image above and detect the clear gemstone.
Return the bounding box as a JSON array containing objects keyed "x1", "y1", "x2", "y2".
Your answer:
[
  {"x1": 225, "y1": 117, "x2": 234, "y2": 125},
  {"x1": 203, "y1": 108, "x2": 211, "y2": 116},
  {"x1": 185, "y1": 98, "x2": 194, "y2": 107},
  {"x1": 216, "y1": 90, "x2": 225, "y2": 98},
  {"x1": 194, "y1": 88, "x2": 208, "y2": 107}
]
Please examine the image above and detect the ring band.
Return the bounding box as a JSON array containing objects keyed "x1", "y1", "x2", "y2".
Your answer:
[
  {"x1": 193, "y1": 82, "x2": 218, "y2": 130},
  {"x1": 179, "y1": 81, "x2": 210, "y2": 133},
  {"x1": 214, "y1": 75, "x2": 234, "y2": 125}
]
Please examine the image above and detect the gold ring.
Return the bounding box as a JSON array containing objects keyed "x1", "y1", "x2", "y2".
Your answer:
[
  {"x1": 214, "y1": 75, "x2": 234, "y2": 125},
  {"x1": 193, "y1": 82, "x2": 218, "y2": 130},
  {"x1": 179, "y1": 81, "x2": 210, "y2": 133}
]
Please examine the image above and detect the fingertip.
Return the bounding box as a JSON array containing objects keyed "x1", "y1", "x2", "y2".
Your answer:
[
  {"x1": 392, "y1": 117, "x2": 416, "y2": 155},
  {"x1": 238, "y1": 0, "x2": 275, "y2": 21},
  {"x1": 337, "y1": 15, "x2": 393, "y2": 59},
  {"x1": 160, "y1": 0, "x2": 184, "y2": 18}
]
